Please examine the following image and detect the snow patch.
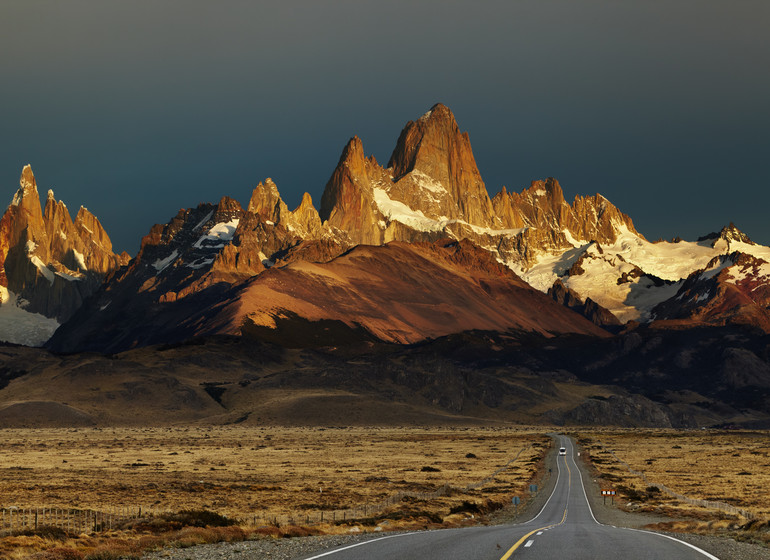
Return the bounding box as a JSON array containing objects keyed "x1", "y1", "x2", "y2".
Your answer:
[
  {"x1": 372, "y1": 187, "x2": 444, "y2": 233},
  {"x1": 192, "y1": 210, "x2": 214, "y2": 232},
  {"x1": 152, "y1": 250, "x2": 180, "y2": 273},
  {"x1": 193, "y1": 219, "x2": 239, "y2": 249},
  {"x1": 465, "y1": 223, "x2": 525, "y2": 237},
  {"x1": 700, "y1": 258, "x2": 732, "y2": 280},
  {"x1": 727, "y1": 261, "x2": 770, "y2": 286},
  {"x1": 73, "y1": 250, "x2": 86, "y2": 271},
  {"x1": 372, "y1": 186, "x2": 524, "y2": 239},
  {"x1": 562, "y1": 229, "x2": 588, "y2": 248},
  {"x1": 30, "y1": 256, "x2": 54, "y2": 284},
  {"x1": 522, "y1": 244, "x2": 590, "y2": 293},
  {"x1": 409, "y1": 170, "x2": 447, "y2": 196},
  {"x1": 187, "y1": 257, "x2": 215, "y2": 270}
]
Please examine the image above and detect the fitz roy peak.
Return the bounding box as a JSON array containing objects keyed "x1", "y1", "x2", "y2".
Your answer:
[{"x1": 319, "y1": 104, "x2": 639, "y2": 269}]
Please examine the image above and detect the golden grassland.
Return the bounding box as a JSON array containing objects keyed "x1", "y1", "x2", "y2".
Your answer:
[
  {"x1": 0, "y1": 426, "x2": 549, "y2": 559},
  {"x1": 576, "y1": 429, "x2": 770, "y2": 546}
]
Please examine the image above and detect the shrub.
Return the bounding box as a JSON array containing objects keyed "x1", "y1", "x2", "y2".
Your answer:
[
  {"x1": 280, "y1": 525, "x2": 321, "y2": 538},
  {"x1": 39, "y1": 548, "x2": 84, "y2": 560},
  {"x1": 163, "y1": 510, "x2": 237, "y2": 528},
  {"x1": 449, "y1": 501, "x2": 482, "y2": 515},
  {"x1": 14, "y1": 525, "x2": 71, "y2": 541}
]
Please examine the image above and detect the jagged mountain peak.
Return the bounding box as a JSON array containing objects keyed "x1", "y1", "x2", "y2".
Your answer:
[
  {"x1": 698, "y1": 222, "x2": 754, "y2": 249},
  {"x1": 10, "y1": 165, "x2": 43, "y2": 222},
  {"x1": 298, "y1": 191, "x2": 314, "y2": 208},
  {"x1": 418, "y1": 102, "x2": 453, "y2": 121},
  {"x1": 248, "y1": 178, "x2": 288, "y2": 223},
  {"x1": 0, "y1": 165, "x2": 127, "y2": 337},
  {"x1": 386, "y1": 104, "x2": 494, "y2": 225},
  {"x1": 719, "y1": 222, "x2": 753, "y2": 245},
  {"x1": 518, "y1": 178, "x2": 567, "y2": 207},
  {"x1": 18, "y1": 164, "x2": 37, "y2": 192}
]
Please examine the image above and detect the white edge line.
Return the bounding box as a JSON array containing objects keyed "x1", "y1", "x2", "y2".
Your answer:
[
  {"x1": 523, "y1": 436, "x2": 563, "y2": 524},
  {"x1": 567, "y1": 436, "x2": 721, "y2": 560},
  {"x1": 301, "y1": 532, "x2": 418, "y2": 560},
  {"x1": 620, "y1": 527, "x2": 722, "y2": 560}
]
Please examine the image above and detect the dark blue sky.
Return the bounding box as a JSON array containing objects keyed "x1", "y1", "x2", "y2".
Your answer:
[{"x1": 2, "y1": 1, "x2": 768, "y2": 254}]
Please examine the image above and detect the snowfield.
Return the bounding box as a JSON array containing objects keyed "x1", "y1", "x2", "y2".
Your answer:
[
  {"x1": 520, "y1": 224, "x2": 770, "y2": 322},
  {"x1": 0, "y1": 290, "x2": 59, "y2": 346}
]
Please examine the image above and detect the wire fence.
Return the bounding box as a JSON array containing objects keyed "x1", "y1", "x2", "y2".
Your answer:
[
  {"x1": 0, "y1": 444, "x2": 535, "y2": 534},
  {"x1": 0, "y1": 506, "x2": 145, "y2": 536},
  {"x1": 592, "y1": 442, "x2": 754, "y2": 520}
]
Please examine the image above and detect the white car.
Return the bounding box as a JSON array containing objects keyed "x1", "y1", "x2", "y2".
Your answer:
[{"x1": 559, "y1": 447, "x2": 567, "y2": 456}]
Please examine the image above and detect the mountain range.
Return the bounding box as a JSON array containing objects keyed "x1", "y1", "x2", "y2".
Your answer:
[{"x1": 2, "y1": 103, "x2": 769, "y2": 428}]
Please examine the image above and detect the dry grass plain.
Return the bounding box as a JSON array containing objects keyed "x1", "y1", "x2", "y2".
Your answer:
[
  {"x1": 0, "y1": 426, "x2": 549, "y2": 558},
  {"x1": 577, "y1": 429, "x2": 770, "y2": 545}
]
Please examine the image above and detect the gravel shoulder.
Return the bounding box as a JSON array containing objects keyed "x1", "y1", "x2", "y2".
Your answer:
[
  {"x1": 572, "y1": 437, "x2": 770, "y2": 560},
  {"x1": 144, "y1": 434, "x2": 769, "y2": 560}
]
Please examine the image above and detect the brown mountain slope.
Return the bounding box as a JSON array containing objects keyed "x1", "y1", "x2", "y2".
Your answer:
[
  {"x1": 48, "y1": 238, "x2": 608, "y2": 353},
  {"x1": 205, "y1": 238, "x2": 610, "y2": 345}
]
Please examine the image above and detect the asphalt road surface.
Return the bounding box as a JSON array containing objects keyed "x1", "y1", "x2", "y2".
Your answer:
[{"x1": 300, "y1": 436, "x2": 720, "y2": 560}]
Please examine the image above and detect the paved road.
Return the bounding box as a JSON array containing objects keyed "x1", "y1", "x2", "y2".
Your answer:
[{"x1": 300, "y1": 436, "x2": 720, "y2": 560}]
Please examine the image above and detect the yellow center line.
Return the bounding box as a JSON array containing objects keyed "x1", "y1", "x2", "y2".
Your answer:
[{"x1": 499, "y1": 454, "x2": 570, "y2": 559}]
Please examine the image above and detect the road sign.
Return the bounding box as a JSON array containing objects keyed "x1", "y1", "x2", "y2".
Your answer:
[
  {"x1": 601, "y1": 489, "x2": 616, "y2": 505},
  {"x1": 512, "y1": 496, "x2": 520, "y2": 505},
  {"x1": 529, "y1": 484, "x2": 538, "y2": 493}
]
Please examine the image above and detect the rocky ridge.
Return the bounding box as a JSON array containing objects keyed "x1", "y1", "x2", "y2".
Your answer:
[
  {"x1": 8, "y1": 104, "x2": 770, "y2": 349},
  {"x1": 0, "y1": 166, "x2": 128, "y2": 342},
  {"x1": 318, "y1": 104, "x2": 639, "y2": 269}
]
